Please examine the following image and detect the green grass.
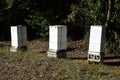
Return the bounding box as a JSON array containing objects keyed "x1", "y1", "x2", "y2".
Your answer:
[{"x1": 0, "y1": 48, "x2": 120, "y2": 80}]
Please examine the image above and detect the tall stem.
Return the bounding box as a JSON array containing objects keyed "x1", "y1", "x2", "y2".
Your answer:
[{"x1": 105, "y1": 0, "x2": 111, "y2": 27}]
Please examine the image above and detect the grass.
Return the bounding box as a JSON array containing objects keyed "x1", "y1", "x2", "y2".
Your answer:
[{"x1": 0, "y1": 47, "x2": 120, "y2": 80}]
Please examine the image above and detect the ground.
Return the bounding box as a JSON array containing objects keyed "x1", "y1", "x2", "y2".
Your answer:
[{"x1": 0, "y1": 39, "x2": 120, "y2": 80}]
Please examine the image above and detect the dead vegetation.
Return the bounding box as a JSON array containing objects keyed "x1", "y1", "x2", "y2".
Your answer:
[{"x1": 0, "y1": 39, "x2": 120, "y2": 80}]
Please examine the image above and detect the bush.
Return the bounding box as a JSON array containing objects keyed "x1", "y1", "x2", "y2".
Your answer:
[{"x1": 25, "y1": 15, "x2": 49, "y2": 40}]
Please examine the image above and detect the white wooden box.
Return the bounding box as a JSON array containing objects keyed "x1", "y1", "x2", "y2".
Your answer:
[
  {"x1": 49, "y1": 25, "x2": 67, "y2": 52},
  {"x1": 11, "y1": 25, "x2": 27, "y2": 48},
  {"x1": 88, "y1": 25, "x2": 106, "y2": 62}
]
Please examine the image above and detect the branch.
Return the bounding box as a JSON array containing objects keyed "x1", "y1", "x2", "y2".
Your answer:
[{"x1": 105, "y1": 0, "x2": 111, "y2": 27}]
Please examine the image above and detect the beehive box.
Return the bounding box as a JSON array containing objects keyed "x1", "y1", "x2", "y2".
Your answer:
[
  {"x1": 88, "y1": 25, "x2": 106, "y2": 62},
  {"x1": 10, "y1": 25, "x2": 27, "y2": 52},
  {"x1": 48, "y1": 25, "x2": 67, "y2": 57}
]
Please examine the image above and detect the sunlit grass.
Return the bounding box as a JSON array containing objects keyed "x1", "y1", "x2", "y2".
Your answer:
[{"x1": 0, "y1": 48, "x2": 120, "y2": 80}]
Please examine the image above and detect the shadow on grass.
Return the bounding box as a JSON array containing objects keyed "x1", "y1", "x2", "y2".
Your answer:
[
  {"x1": 104, "y1": 62, "x2": 120, "y2": 66},
  {"x1": 104, "y1": 56, "x2": 120, "y2": 60},
  {"x1": 67, "y1": 47, "x2": 76, "y2": 52},
  {"x1": 68, "y1": 57, "x2": 87, "y2": 60},
  {"x1": 104, "y1": 55, "x2": 120, "y2": 66},
  {"x1": 38, "y1": 47, "x2": 75, "y2": 54},
  {"x1": 40, "y1": 48, "x2": 87, "y2": 60},
  {"x1": 0, "y1": 44, "x2": 5, "y2": 48},
  {"x1": 38, "y1": 51, "x2": 47, "y2": 53}
]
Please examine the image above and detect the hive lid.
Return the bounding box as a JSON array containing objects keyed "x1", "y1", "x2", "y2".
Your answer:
[{"x1": 50, "y1": 25, "x2": 67, "y2": 27}]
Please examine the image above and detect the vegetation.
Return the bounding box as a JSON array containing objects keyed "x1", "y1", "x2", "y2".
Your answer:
[
  {"x1": 0, "y1": 1, "x2": 120, "y2": 79},
  {"x1": 0, "y1": 0, "x2": 120, "y2": 52},
  {"x1": 0, "y1": 47, "x2": 120, "y2": 80}
]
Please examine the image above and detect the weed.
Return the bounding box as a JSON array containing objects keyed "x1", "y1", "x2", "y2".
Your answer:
[{"x1": 0, "y1": 50, "x2": 120, "y2": 80}]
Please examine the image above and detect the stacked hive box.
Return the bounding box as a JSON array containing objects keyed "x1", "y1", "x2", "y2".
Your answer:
[
  {"x1": 88, "y1": 25, "x2": 106, "y2": 62},
  {"x1": 10, "y1": 25, "x2": 27, "y2": 52},
  {"x1": 47, "y1": 25, "x2": 67, "y2": 58}
]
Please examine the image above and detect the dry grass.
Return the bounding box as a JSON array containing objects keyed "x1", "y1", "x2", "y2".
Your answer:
[{"x1": 0, "y1": 40, "x2": 120, "y2": 80}]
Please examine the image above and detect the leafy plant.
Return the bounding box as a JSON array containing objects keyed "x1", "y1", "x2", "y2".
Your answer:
[{"x1": 25, "y1": 15, "x2": 49, "y2": 39}]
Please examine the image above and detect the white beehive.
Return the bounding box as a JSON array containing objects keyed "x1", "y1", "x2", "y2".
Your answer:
[
  {"x1": 49, "y1": 25, "x2": 67, "y2": 52},
  {"x1": 88, "y1": 25, "x2": 106, "y2": 62},
  {"x1": 10, "y1": 25, "x2": 27, "y2": 52}
]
